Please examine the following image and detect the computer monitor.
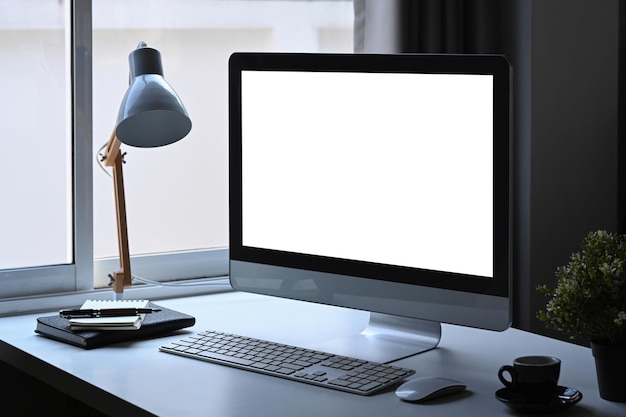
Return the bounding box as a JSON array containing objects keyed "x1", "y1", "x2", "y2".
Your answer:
[{"x1": 229, "y1": 52, "x2": 511, "y2": 363}]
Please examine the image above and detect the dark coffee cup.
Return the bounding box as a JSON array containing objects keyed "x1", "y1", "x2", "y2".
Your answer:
[{"x1": 498, "y1": 356, "x2": 561, "y2": 403}]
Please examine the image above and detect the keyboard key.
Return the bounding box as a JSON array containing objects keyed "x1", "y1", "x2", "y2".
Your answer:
[
  {"x1": 197, "y1": 350, "x2": 254, "y2": 366},
  {"x1": 358, "y1": 381, "x2": 383, "y2": 392}
]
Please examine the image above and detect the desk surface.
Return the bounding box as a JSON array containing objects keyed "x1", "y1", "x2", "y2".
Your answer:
[{"x1": 1, "y1": 291, "x2": 625, "y2": 417}]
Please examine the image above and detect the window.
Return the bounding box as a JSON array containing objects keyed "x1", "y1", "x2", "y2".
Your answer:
[
  {"x1": 0, "y1": 0, "x2": 93, "y2": 307},
  {"x1": 0, "y1": 3, "x2": 70, "y2": 270},
  {"x1": 0, "y1": 0, "x2": 353, "y2": 313}
]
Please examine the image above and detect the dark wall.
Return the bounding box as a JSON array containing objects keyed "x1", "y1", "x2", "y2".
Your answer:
[
  {"x1": 512, "y1": 0, "x2": 620, "y2": 340},
  {"x1": 617, "y1": 2, "x2": 626, "y2": 234}
]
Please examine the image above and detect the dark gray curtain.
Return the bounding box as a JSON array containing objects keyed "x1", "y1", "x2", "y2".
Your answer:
[
  {"x1": 353, "y1": 0, "x2": 503, "y2": 54},
  {"x1": 397, "y1": 0, "x2": 499, "y2": 53}
]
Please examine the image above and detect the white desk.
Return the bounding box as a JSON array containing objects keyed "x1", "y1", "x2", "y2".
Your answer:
[{"x1": 1, "y1": 291, "x2": 625, "y2": 416}]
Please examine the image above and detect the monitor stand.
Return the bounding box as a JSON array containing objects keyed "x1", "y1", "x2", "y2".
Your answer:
[{"x1": 311, "y1": 312, "x2": 441, "y2": 364}]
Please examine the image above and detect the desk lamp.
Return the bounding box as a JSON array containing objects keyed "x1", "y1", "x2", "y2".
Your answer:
[{"x1": 102, "y1": 41, "x2": 192, "y2": 299}]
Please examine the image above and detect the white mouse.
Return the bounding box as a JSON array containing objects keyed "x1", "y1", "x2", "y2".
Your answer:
[{"x1": 395, "y1": 376, "x2": 466, "y2": 402}]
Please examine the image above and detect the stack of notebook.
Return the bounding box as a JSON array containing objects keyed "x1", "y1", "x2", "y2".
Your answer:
[
  {"x1": 35, "y1": 300, "x2": 195, "y2": 349},
  {"x1": 66, "y1": 299, "x2": 150, "y2": 331}
]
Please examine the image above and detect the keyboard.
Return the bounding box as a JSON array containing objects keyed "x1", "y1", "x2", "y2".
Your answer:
[{"x1": 159, "y1": 330, "x2": 415, "y2": 395}]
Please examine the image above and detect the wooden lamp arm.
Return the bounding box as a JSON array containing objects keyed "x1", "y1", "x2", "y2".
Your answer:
[{"x1": 103, "y1": 129, "x2": 132, "y2": 296}]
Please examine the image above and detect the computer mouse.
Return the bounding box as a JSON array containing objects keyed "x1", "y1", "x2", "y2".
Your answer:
[{"x1": 395, "y1": 376, "x2": 466, "y2": 402}]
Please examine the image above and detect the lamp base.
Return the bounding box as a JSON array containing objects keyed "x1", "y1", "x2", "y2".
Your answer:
[{"x1": 112, "y1": 270, "x2": 130, "y2": 299}]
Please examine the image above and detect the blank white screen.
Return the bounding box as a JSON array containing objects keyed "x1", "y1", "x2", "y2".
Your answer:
[{"x1": 241, "y1": 70, "x2": 493, "y2": 278}]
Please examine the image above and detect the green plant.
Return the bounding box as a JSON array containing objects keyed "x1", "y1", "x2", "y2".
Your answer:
[{"x1": 537, "y1": 230, "x2": 626, "y2": 346}]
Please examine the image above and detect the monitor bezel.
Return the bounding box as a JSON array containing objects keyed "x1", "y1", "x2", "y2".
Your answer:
[{"x1": 230, "y1": 52, "x2": 510, "y2": 296}]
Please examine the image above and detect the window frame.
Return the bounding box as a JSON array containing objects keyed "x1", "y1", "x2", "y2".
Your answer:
[
  {"x1": 0, "y1": 1, "x2": 228, "y2": 315},
  {"x1": 0, "y1": 0, "x2": 94, "y2": 302}
]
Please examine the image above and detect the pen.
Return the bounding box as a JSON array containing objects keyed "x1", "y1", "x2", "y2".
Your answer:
[{"x1": 59, "y1": 308, "x2": 161, "y2": 319}]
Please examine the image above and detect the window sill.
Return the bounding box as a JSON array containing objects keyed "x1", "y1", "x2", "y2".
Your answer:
[
  {"x1": 0, "y1": 276, "x2": 233, "y2": 317},
  {"x1": 1, "y1": 248, "x2": 230, "y2": 315}
]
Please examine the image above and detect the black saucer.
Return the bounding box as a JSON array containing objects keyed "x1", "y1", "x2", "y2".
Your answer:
[{"x1": 495, "y1": 386, "x2": 582, "y2": 414}]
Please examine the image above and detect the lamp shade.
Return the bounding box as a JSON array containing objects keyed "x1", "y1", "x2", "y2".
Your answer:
[{"x1": 115, "y1": 42, "x2": 192, "y2": 148}]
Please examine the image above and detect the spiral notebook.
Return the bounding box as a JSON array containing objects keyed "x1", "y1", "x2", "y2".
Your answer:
[{"x1": 68, "y1": 299, "x2": 150, "y2": 331}]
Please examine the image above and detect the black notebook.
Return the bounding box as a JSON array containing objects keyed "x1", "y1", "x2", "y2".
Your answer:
[{"x1": 35, "y1": 303, "x2": 195, "y2": 349}]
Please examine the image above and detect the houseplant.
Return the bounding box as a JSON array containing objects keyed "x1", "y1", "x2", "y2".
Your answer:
[{"x1": 537, "y1": 230, "x2": 626, "y2": 402}]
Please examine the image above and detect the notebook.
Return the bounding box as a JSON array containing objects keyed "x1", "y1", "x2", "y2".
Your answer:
[
  {"x1": 68, "y1": 299, "x2": 150, "y2": 330},
  {"x1": 35, "y1": 302, "x2": 196, "y2": 349}
]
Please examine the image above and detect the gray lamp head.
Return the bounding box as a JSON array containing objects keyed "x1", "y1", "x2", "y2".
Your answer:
[{"x1": 115, "y1": 41, "x2": 192, "y2": 148}]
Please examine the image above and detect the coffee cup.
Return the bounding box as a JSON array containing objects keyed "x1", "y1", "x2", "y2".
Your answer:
[{"x1": 498, "y1": 356, "x2": 561, "y2": 403}]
